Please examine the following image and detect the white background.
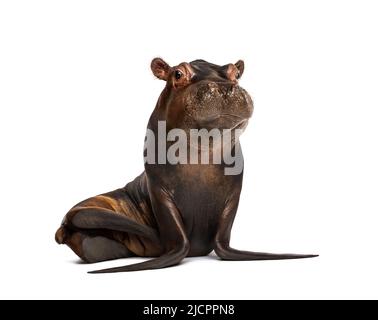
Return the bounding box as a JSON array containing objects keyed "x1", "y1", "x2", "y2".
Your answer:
[{"x1": 0, "y1": 0, "x2": 377, "y2": 300}]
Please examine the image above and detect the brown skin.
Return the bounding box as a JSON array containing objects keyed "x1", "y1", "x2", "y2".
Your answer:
[{"x1": 55, "y1": 58, "x2": 317, "y2": 273}]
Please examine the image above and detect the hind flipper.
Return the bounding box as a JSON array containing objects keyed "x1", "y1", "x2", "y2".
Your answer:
[
  {"x1": 88, "y1": 185, "x2": 190, "y2": 273},
  {"x1": 82, "y1": 236, "x2": 133, "y2": 263},
  {"x1": 56, "y1": 227, "x2": 133, "y2": 263},
  {"x1": 66, "y1": 207, "x2": 159, "y2": 242}
]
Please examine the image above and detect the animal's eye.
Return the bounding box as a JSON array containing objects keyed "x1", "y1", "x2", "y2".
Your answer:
[{"x1": 175, "y1": 70, "x2": 183, "y2": 80}]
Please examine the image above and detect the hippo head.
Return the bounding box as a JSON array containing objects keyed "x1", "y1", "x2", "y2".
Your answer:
[{"x1": 150, "y1": 58, "x2": 253, "y2": 133}]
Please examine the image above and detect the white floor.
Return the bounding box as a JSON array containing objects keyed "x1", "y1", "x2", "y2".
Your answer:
[{"x1": 1, "y1": 209, "x2": 376, "y2": 299}]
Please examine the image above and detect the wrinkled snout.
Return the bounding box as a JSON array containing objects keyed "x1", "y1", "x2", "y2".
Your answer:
[
  {"x1": 186, "y1": 80, "x2": 253, "y2": 131},
  {"x1": 200, "y1": 81, "x2": 253, "y2": 119}
]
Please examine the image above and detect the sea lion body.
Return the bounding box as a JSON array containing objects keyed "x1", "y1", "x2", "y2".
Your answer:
[{"x1": 55, "y1": 58, "x2": 316, "y2": 273}]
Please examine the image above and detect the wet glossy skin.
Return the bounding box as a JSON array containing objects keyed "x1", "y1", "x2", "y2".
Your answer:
[{"x1": 55, "y1": 58, "x2": 316, "y2": 273}]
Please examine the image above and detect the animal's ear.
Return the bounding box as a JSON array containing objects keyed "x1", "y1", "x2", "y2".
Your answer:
[
  {"x1": 235, "y1": 60, "x2": 245, "y2": 79},
  {"x1": 151, "y1": 58, "x2": 171, "y2": 81}
]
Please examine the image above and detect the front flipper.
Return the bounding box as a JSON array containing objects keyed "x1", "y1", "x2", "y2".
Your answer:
[
  {"x1": 215, "y1": 246, "x2": 318, "y2": 260},
  {"x1": 88, "y1": 247, "x2": 188, "y2": 273},
  {"x1": 214, "y1": 193, "x2": 318, "y2": 261},
  {"x1": 88, "y1": 186, "x2": 190, "y2": 273}
]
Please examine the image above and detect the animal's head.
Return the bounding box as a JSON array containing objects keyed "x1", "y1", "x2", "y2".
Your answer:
[{"x1": 150, "y1": 58, "x2": 253, "y2": 133}]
